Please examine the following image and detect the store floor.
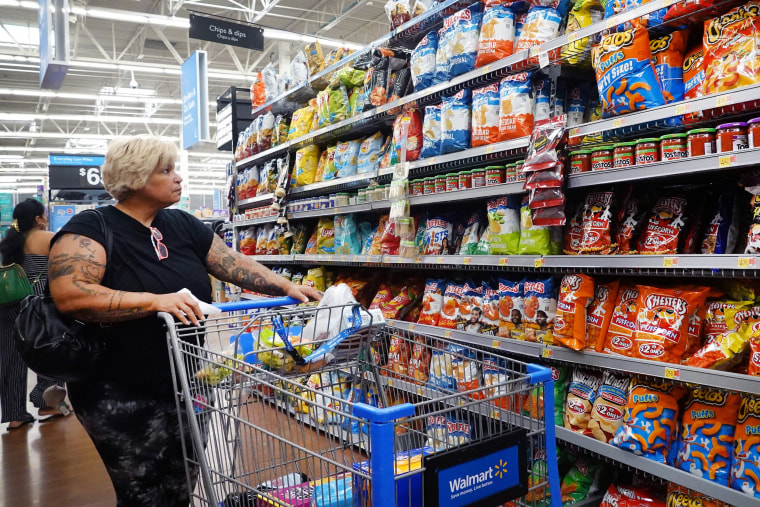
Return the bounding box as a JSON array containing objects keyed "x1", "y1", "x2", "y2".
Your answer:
[{"x1": 0, "y1": 374, "x2": 115, "y2": 506}]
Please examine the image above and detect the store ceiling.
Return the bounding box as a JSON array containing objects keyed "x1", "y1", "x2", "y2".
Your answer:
[{"x1": 0, "y1": 0, "x2": 388, "y2": 192}]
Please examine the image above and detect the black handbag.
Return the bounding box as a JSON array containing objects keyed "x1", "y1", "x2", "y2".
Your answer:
[{"x1": 15, "y1": 209, "x2": 112, "y2": 383}]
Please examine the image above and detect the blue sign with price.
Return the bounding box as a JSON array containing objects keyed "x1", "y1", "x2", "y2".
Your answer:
[{"x1": 181, "y1": 51, "x2": 210, "y2": 150}]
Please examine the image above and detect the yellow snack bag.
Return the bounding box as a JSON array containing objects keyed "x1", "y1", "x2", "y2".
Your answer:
[{"x1": 294, "y1": 145, "x2": 321, "y2": 186}]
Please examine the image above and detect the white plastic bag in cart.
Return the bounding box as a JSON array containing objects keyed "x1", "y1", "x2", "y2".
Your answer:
[{"x1": 299, "y1": 284, "x2": 384, "y2": 364}]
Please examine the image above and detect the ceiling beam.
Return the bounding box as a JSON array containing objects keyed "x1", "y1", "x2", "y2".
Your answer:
[
  {"x1": 151, "y1": 25, "x2": 186, "y2": 65},
  {"x1": 79, "y1": 23, "x2": 115, "y2": 62}
]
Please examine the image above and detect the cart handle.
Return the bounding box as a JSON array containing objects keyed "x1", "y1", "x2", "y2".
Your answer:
[{"x1": 213, "y1": 297, "x2": 301, "y2": 312}]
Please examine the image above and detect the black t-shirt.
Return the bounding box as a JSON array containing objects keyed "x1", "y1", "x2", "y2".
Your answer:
[{"x1": 52, "y1": 206, "x2": 214, "y2": 385}]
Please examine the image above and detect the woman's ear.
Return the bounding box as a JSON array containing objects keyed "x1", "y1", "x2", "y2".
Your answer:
[{"x1": 35, "y1": 215, "x2": 46, "y2": 228}]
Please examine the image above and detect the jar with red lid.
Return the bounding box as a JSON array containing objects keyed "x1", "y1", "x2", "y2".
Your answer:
[
  {"x1": 410, "y1": 179, "x2": 423, "y2": 196},
  {"x1": 435, "y1": 175, "x2": 447, "y2": 193},
  {"x1": 445, "y1": 173, "x2": 459, "y2": 192},
  {"x1": 458, "y1": 171, "x2": 472, "y2": 189},
  {"x1": 716, "y1": 122, "x2": 749, "y2": 153},
  {"x1": 485, "y1": 166, "x2": 505, "y2": 185},
  {"x1": 748, "y1": 118, "x2": 760, "y2": 149},
  {"x1": 472, "y1": 168, "x2": 486, "y2": 187},
  {"x1": 635, "y1": 138, "x2": 660, "y2": 165},
  {"x1": 570, "y1": 150, "x2": 592, "y2": 173},
  {"x1": 591, "y1": 146, "x2": 614, "y2": 171},
  {"x1": 423, "y1": 178, "x2": 435, "y2": 195},
  {"x1": 686, "y1": 128, "x2": 715, "y2": 157},
  {"x1": 660, "y1": 133, "x2": 688, "y2": 161},
  {"x1": 613, "y1": 142, "x2": 635, "y2": 168}
]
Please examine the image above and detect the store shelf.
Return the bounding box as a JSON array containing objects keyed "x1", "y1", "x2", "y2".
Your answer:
[
  {"x1": 288, "y1": 173, "x2": 379, "y2": 199},
  {"x1": 385, "y1": 320, "x2": 760, "y2": 395},
  {"x1": 408, "y1": 182, "x2": 526, "y2": 206},
  {"x1": 236, "y1": 144, "x2": 290, "y2": 170},
  {"x1": 238, "y1": 193, "x2": 275, "y2": 209},
  {"x1": 555, "y1": 428, "x2": 758, "y2": 507},
  {"x1": 288, "y1": 203, "x2": 372, "y2": 219},
  {"x1": 231, "y1": 215, "x2": 279, "y2": 228}
]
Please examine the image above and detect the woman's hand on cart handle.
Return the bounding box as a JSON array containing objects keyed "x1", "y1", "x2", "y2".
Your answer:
[
  {"x1": 151, "y1": 292, "x2": 205, "y2": 327},
  {"x1": 285, "y1": 283, "x2": 323, "y2": 303}
]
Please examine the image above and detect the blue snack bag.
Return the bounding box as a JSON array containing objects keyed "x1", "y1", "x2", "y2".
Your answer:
[
  {"x1": 420, "y1": 104, "x2": 442, "y2": 158},
  {"x1": 411, "y1": 30, "x2": 438, "y2": 91},
  {"x1": 433, "y1": 27, "x2": 449, "y2": 85},
  {"x1": 441, "y1": 88, "x2": 472, "y2": 154},
  {"x1": 444, "y1": 3, "x2": 483, "y2": 78}
]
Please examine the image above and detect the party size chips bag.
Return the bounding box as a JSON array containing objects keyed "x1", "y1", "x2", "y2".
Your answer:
[
  {"x1": 588, "y1": 372, "x2": 630, "y2": 443},
  {"x1": 604, "y1": 284, "x2": 640, "y2": 357},
  {"x1": 499, "y1": 72, "x2": 534, "y2": 140},
  {"x1": 443, "y1": 3, "x2": 483, "y2": 78},
  {"x1": 649, "y1": 29, "x2": 689, "y2": 103},
  {"x1": 524, "y1": 277, "x2": 557, "y2": 344}
]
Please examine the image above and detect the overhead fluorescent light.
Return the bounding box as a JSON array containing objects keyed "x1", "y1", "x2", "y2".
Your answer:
[
  {"x1": 0, "y1": 132, "x2": 180, "y2": 141},
  {"x1": 0, "y1": 87, "x2": 184, "y2": 105},
  {"x1": 100, "y1": 86, "x2": 157, "y2": 98},
  {"x1": 1, "y1": 113, "x2": 186, "y2": 125},
  {"x1": 0, "y1": 155, "x2": 23, "y2": 160}
]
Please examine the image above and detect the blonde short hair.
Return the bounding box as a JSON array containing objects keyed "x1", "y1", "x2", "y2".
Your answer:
[{"x1": 101, "y1": 136, "x2": 178, "y2": 201}]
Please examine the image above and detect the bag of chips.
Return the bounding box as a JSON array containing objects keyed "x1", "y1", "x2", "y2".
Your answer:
[
  {"x1": 604, "y1": 284, "x2": 640, "y2": 356},
  {"x1": 411, "y1": 31, "x2": 438, "y2": 91},
  {"x1": 487, "y1": 196, "x2": 521, "y2": 255},
  {"x1": 515, "y1": 6, "x2": 562, "y2": 65},
  {"x1": 441, "y1": 89, "x2": 471, "y2": 154},
  {"x1": 418, "y1": 279, "x2": 446, "y2": 326},
  {"x1": 356, "y1": 131, "x2": 385, "y2": 175},
  {"x1": 480, "y1": 281, "x2": 500, "y2": 336},
  {"x1": 592, "y1": 23, "x2": 666, "y2": 117},
  {"x1": 316, "y1": 217, "x2": 335, "y2": 255},
  {"x1": 704, "y1": 2, "x2": 760, "y2": 95},
  {"x1": 288, "y1": 105, "x2": 315, "y2": 141},
  {"x1": 498, "y1": 279, "x2": 524, "y2": 339},
  {"x1": 585, "y1": 281, "x2": 620, "y2": 352},
  {"x1": 499, "y1": 72, "x2": 534, "y2": 141},
  {"x1": 423, "y1": 215, "x2": 453, "y2": 255},
  {"x1": 562, "y1": 0, "x2": 604, "y2": 65},
  {"x1": 476, "y1": 4, "x2": 515, "y2": 68},
  {"x1": 390, "y1": 107, "x2": 423, "y2": 164},
  {"x1": 384, "y1": 333, "x2": 411, "y2": 379},
  {"x1": 564, "y1": 369, "x2": 602, "y2": 433},
  {"x1": 518, "y1": 197, "x2": 552, "y2": 255},
  {"x1": 731, "y1": 393, "x2": 760, "y2": 498},
  {"x1": 616, "y1": 188, "x2": 647, "y2": 254},
  {"x1": 666, "y1": 485, "x2": 727, "y2": 507},
  {"x1": 611, "y1": 378, "x2": 687, "y2": 463},
  {"x1": 433, "y1": 27, "x2": 449, "y2": 85},
  {"x1": 560, "y1": 459, "x2": 600, "y2": 505},
  {"x1": 701, "y1": 185, "x2": 739, "y2": 255},
  {"x1": 294, "y1": 145, "x2": 321, "y2": 186},
  {"x1": 444, "y1": 3, "x2": 482, "y2": 78},
  {"x1": 335, "y1": 139, "x2": 362, "y2": 178},
  {"x1": 524, "y1": 277, "x2": 557, "y2": 344},
  {"x1": 439, "y1": 283, "x2": 464, "y2": 329},
  {"x1": 471, "y1": 84, "x2": 501, "y2": 147},
  {"x1": 588, "y1": 372, "x2": 630, "y2": 443},
  {"x1": 408, "y1": 335, "x2": 431, "y2": 385},
  {"x1": 554, "y1": 274, "x2": 595, "y2": 351},
  {"x1": 650, "y1": 30, "x2": 689, "y2": 104},
  {"x1": 682, "y1": 45, "x2": 706, "y2": 124},
  {"x1": 483, "y1": 356, "x2": 517, "y2": 411},
  {"x1": 457, "y1": 279, "x2": 483, "y2": 333},
  {"x1": 420, "y1": 104, "x2": 442, "y2": 159},
  {"x1": 676, "y1": 387, "x2": 741, "y2": 486},
  {"x1": 428, "y1": 346, "x2": 456, "y2": 391},
  {"x1": 638, "y1": 195, "x2": 689, "y2": 254},
  {"x1": 579, "y1": 190, "x2": 617, "y2": 254}
]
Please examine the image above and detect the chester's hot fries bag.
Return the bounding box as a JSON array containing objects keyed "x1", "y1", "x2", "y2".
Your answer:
[
  {"x1": 586, "y1": 280, "x2": 620, "y2": 352},
  {"x1": 588, "y1": 372, "x2": 630, "y2": 443},
  {"x1": 604, "y1": 284, "x2": 640, "y2": 356},
  {"x1": 675, "y1": 387, "x2": 741, "y2": 486},
  {"x1": 611, "y1": 378, "x2": 687, "y2": 463},
  {"x1": 730, "y1": 393, "x2": 760, "y2": 499},
  {"x1": 564, "y1": 369, "x2": 602, "y2": 433},
  {"x1": 592, "y1": 23, "x2": 666, "y2": 117},
  {"x1": 554, "y1": 274, "x2": 595, "y2": 350},
  {"x1": 703, "y1": 2, "x2": 760, "y2": 95}
]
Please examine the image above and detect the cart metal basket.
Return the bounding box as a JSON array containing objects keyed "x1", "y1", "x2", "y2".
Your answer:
[{"x1": 162, "y1": 297, "x2": 561, "y2": 507}]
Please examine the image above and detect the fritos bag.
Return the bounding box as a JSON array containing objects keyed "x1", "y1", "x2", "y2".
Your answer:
[
  {"x1": 475, "y1": 4, "x2": 515, "y2": 68},
  {"x1": 554, "y1": 274, "x2": 595, "y2": 351},
  {"x1": 604, "y1": 284, "x2": 640, "y2": 357},
  {"x1": 498, "y1": 279, "x2": 525, "y2": 340},
  {"x1": 586, "y1": 281, "x2": 621, "y2": 352},
  {"x1": 564, "y1": 369, "x2": 602, "y2": 433},
  {"x1": 588, "y1": 372, "x2": 631, "y2": 443},
  {"x1": 611, "y1": 378, "x2": 687, "y2": 463},
  {"x1": 703, "y1": 2, "x2": 760, "y2": 95},
  {"x1": 650, "y1": 29, "x2": 689, "y2": 103},
  {"x1": 418, "y1": 279, "x2": 446, "y2": 326},
  {"x1": 633, "y1": 285, "x2": 709, "y2": 363},
  {"x1": 438, "y1": 283, "x2": 463, "y2": 329},
  {"x1": 499, "y1": 72, "x2": 534, "y2": 140},
  {"x1": 676, "y1": 387, "x2": 741, "y2": 486},
  {"x1": 592, "y1": 23, "x2": 666, "y2": 117},
  {"x1": 730, "y1": 393, "x2": 760, "y2": 499},
  {"x1": 637, "y1": 195, "x2": 688, "y2": 255},
  {"x1": 471, "y1": 84, "x2": 501, "y2": 147}
]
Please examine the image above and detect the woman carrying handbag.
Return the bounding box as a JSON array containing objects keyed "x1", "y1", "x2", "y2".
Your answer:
[{"x1": 0, "y1": 199, "x2": 70, "y2": 430}]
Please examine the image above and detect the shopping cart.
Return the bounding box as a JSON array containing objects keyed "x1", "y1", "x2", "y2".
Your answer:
[{"x1": 162, "y1": 297, "x2": 562, "y2": 507}]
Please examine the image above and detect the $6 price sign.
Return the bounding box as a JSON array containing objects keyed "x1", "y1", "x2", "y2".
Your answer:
[{"x1": 79, "y1": 167, "x2": 102, "y2": 186}]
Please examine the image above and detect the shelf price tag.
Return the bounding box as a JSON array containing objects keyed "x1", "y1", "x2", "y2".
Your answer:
[
  {"x1": 480, "y1": 65, "x2": 491, "y2": 76},
  {"x1": 605, "y1": 18, "x2": 616, "y2": 29},
  {"x1": 499, "y1": 258, "x2": 509, "y2": 266},
  {"x1": 664, "y1": 368, "x2": 680, "y2": 379},
  {"x1": 436, "y1": 256, "x2": 445, "y2": 264},
  {"x1": 492, "y1": 410, "x2": 500, "y2": 419},
  {"x1": 541, "y1": 348, "x2": 553, "y2": 358},
  {"x1": 538, "y1": 51, "x2": 550, "y2": 69},
  {"x1": 463, "y1": 257, "x2": 472, "y2": 265},
  {"x1": 444, "y1": 330, "x2": 452, "y2": 338},
  {"x1": 716, "y1": 94, "x2": 733, "y2": 108},
  {"x1": 492, "y1": 340, "x2": 500, "y2": 349},
  {"x1": 529, "y1": 46, "x2": 541, "y2": 57},
  {"x1": 675, "y1": 104, "x2": 687, "y2": 115},
  {"x1": 738, "y1": 257, "x2": 757, "y2": 268},
  {"x1": 486, "y1": 145, "x2": 496, "y2": 154},
  {"x1": 612, "y1": 118, "x2": 624, "y2": 129},
  {"x1": 663, "y1": 257, "x2": 678, "y2": 267},
  {"x1": 719, "y1": 155, "x2": 736, "y2": 168},
  {"x1": 567, "y1": 32, "x2": 579, "y2": 44},
  {"x1": 534, "y1": 258, "x2": 545, "y2": 268},
  {"x1": 417, "y1": 386, "x2": 424, "y2": 396},
  {"x1": 387, "y1": 379, "x2": 393, "y2": 386},
  {"x1": 568, "y1": 127, "x2": 581, "y2": 138},
  {"x1": 408, "y1": 324, "x2": 415, "y2": 331}
]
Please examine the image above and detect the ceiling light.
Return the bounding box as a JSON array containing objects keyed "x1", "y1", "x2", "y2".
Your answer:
[
  {"x1": 0, "y1": 113, "x2": 186, "y2": 125},
  {"x1": 0, "y1": 87, "x2": 183, "y2": 105},
  {"x1": 0, "y1": 132, "x2": 180, "y2": 141},
  {"x1": 0, "y1": 155, "x2": 23, "y2": 160}
]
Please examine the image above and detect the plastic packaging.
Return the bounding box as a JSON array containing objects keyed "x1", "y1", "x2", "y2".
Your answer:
[{"x1": 441, "y1": 89, "x2": 472, "y2": 154}]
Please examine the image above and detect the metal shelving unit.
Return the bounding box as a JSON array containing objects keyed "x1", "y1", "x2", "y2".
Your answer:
[
  {"x1": 238, "y1": 193, "x2": 275, "y2": 209},
  {"x1": 232, "y1": 215, "x2": 279, "y2": 227}
]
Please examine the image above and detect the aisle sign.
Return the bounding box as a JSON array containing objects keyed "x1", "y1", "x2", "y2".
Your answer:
[
  {"x1": 181, "y1": 51, "x2": 210, "y2": 150},
  {"x1": 48, "y1": 154, "x2": 105, "y2": 189},
  {"x1": 39, "y1": 0, "x2": 69, "y2": 89},
  {"x1": 189, "y1": 13, "x2": 264, "y2": 51}
]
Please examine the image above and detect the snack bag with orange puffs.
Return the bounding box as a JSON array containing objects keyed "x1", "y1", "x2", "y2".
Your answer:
[
  {"x1": 498, "y1": 278, "x2": 525, "y2": 340},
  {"x1": 523, "y1": 277, "x2": 557, "y2": 344}
]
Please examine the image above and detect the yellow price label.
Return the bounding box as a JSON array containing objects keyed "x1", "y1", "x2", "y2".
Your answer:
[
  {"x1": 567, "y1": 32, "x2": 579, "y2": 44},
  {"x1": 541, "y1": 348, "x2": 553, "y2": 358},
  {"x1": 437, "y1": 256, "x2": 444, "y2": 264},
  {"x1": 417, "y1": 387, "x2": 423, "y2": 396},
  {"x1": 675, "y1": 104, "x2": 686, "y2": 115},
  {"x1": 486, "y1": 145, "x2": 495, "y2": 154},
  {"x1": 481, "y1": 65, "x2": 491, "y2": 76},
  {"x1": 738, "y1": 257, "x2": 756, "y2": 268},
  {"x1": 492, "y1": 340, "x2": 500, "y2": 349},
  {"x1": 613, "y1": 118, "x2": 623, "y2": 129},
  {"x1": 408, "y1": 324, "x2": 415, "y2": 331},
  {"x1": 719, "y1": 155, "x2": 735, "y2": 168},
  {"x1": 606, "y1": 18, "x2": 616, "y2": 29},
  {"x1": 529, "y1": 46, "x2": 541, "y2": 57},
  {"x1": 463, "y1": 257, "x2": 472, "y2": 265},
  {"x1": 568, "y1": 127, "x2": 581, "y2": 138},
  {"x1": 444, "y1": 330, "x2": 452, "y2": 338},
  {"x1": 340, "y1": 255, "x2": 346, "y2": 261},
  {"x1": 664, "y1": 368, "x2": 680, "y2": 379},
  {"x1": 716, "y1": 95, "x2": 730, "y2": 107},
  {"x1": 663, "y1": 257, "x2": 678, "y2": 267},
  {"x1": 429, "y1": 157, "x2": 436, "y2": 165},
  {"x1": 415, "y1": 256, "x2": 422, "y2": 264},
  {"x1": 492, "y1": 410, "x2": 501, "y2": 419},
  {"x1": 534, "y1": 258, "x2": 544, "y2": 268},
  {"x1": 353, "y1": 255, "x2": 359, "y2": 261},
  {"x1": 499, "y1": 258, "x2": 509, "y2": 266},
  {"x1": 387, "y1": 379, "x2": 393, "y2": 386}
]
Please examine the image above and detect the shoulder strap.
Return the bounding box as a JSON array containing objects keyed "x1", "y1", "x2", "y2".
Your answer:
[{"x1": 90, "y1": 208, "x2": 112, "y2": 286}]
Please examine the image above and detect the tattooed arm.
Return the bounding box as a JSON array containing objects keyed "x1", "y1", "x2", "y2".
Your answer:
[
  {"x1": 48, "y1": 233, "x2": 205, "y2": 326},
  {"x1": 205, "y1": 235, "x2": 321, "y2": 303}
]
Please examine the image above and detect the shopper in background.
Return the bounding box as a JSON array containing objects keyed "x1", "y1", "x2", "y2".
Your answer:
[
  {"x1": 48, "y1": 136, "x2": 321, "y2": 506},
  {"x1": 0, "y1": 199, "x2": 70, "y2": 430}
]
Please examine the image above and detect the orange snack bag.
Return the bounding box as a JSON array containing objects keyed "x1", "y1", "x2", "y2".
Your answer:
[
  {"x1": 703, "y1": 1, "x2": 760, "y2": 95},
  {"x1": 408, "y1": 335, "x2": 431, "y2": 384},
  {"x1": 498, "y1": 279, "x2": 524, "y2": 339},
  {"x1": 384, "y1": 333, "x2": 410, "y2": 379},
  {"x1": 604, "y1": 284, "x2": 640, "y2": 357},
  {"x1": 633, "y1": 285, "x2": 709, "y2": 364},
  {"x1": 368, "y1": 215, "x2": 389, "y2": 255},
  {"x1": 730, "y1": 393, "x2": 760, "y2": 499},
  {"x1": 586, "y1": 281, "x2": 621, "y2": 352},
  {"x1": 676, "y1": 387, "x2": 741, "y2": 486},
  {"x1": 498, "y1": 72, "x2": 533, "y2": 140},
  {"x1": 417, "y1": 279, "x2": 446, "y2": 326},
  {"x1": 554, "y1": 274, "x2": 595, "y2": 351},
  {"x1": 369, "y1": 284, "x2": 393, "y2": 310},
  {"x1": 438, "y1": 283, "x2": 463, "y2": 329},
  {"x1": 475, "y1": 4, "x2": 515, "y2": 68},
  {"x1": 666, "y1": 484, "x2": 727, "y2": 507}
]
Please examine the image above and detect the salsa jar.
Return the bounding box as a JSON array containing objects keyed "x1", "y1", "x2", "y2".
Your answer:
[
  {"x1": 446, "y1": 173, "x2": 459, "y2": 192},
  {"x1": 591, "y1": 146, "x2": 614, "y2": 171},
  {"x1": 505, "y1": 163, "x2": 517, "y2": 181},
  {"x1": 613, "y1": 142, "x2": 636, "y2": 168},
  {"x1": 716, "y1": 122, "x2": 749, "y2": 153},
  {"x1": 748, "y1": 118, "x2": 760, "y2": 149},
  {"x1": 472, "y1": 168, "x2": 486, "y2": 187},
  {"x1": 687, "y1": 128, "x2": 715, "y2": 157},
  {"x1": 569, "y1": 150, "x2": 592, "y2": 174},
  {"x1": 423, "y1": 177, "x2": 435, "y2": 195},
  {"x1": 635, "y1": 138, "x2": 660, "y2": 165},
  {"x1": 410, "y1": 180, "x2": 423, "y2": 196},
  {"x1": 660, "y1": 133, "x2": 688, "y2": 161},
  {"x1": 458, "y1": 170, "x2": 472, "y2": 189},
  {"x1": 515, "y1": 160, "x2": 525, "y2": 181},
  {"x1": 485, "y1": 166, "x2": 505, "y2": 185},
  {"x1": 435, "y1": 175, "x2": 447, "y2": 193}
]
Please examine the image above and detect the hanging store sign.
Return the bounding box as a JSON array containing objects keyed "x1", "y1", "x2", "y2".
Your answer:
[
  {"x1": 189, "y1": 13, "x2": 264, "y2": 51},
  {"x1": 181, "y1": 51, "x2": 211, "y2": 150},
  {"x1": 39, "y1": 0, "x2": 70, "y2": 89},
  {"x1": 48, "y1": 154, "x2": 105, "y2": 189}
]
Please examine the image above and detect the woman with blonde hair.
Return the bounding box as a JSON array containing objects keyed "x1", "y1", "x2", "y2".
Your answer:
[
  {"x1": 48, "y1": 136, "x2": 320, "y2": 505},
  {"x1": 0, "y1": 199, "x2": 70, "y2": 430}
]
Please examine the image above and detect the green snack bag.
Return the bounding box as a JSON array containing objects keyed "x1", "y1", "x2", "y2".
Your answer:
[
  {"x1": 487, "y1": 196, "x2": 520, "y2": 255},
  {"x1": 559, "y1": 458, "x2": 599, "y2": 505},
  {"x1": 474, "y1": 227, "x2": 491, "y2": 255},
  {"x1": 518, "y1": 197, "x2": 551, "y2": 255},
  {"x1": 328, "y1": 85, "x2": 348, "y2": 124},
  {"x1": 551, "y1": 365, "x2": 568, "y2": 427}
]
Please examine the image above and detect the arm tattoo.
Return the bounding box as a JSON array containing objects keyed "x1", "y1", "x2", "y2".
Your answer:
[{"x1": 206, "y1": 236, "x2": 285, "y2": 296}]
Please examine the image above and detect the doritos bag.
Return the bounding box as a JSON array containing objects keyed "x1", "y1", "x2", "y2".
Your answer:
[
  {"x1": 604, "y1": 284, "x2": 640, "y2": 357},
  {"x1": 649, "y1": 29, "x2": 689, "y2": 103},
  {"x1": 554, "y1": 274, "x2": 595, "y2": 350},
  {"x1": 471, "y1": 84, "x2": 501, "y2": 147},
  {"x1": 730, "y1": 393, "x2": 760, "y2": 499},
  {"x1": 475, "y1": 4, "x2": 515, "y2": 68},
  {"x1": 592, "y1": 23, "x2": 666, "y2": 117},
  {"x1": 586, "y1": 281, "x2": 621, "y2": 352}
]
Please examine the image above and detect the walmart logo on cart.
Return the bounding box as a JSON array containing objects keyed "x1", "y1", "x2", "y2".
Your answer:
[{"x1": 449, "y1": 458, "x2": 508, "y2": 494}]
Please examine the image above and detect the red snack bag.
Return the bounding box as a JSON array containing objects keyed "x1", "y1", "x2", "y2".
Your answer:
[
  {"x1": 633, "y1": 285, "x2": 710, "y2": 364},
  {"x1": 417, "y1": 279, "x2": 446, "y2": 326},
  {"x1": 617, "y1": 189, "x2": 646, "y2": 254},
  {"x1": 384, "y1": 333, "x2": 411, "y2": 378},
  {"x1": 604, "y1": 284, "x2": 640, "y2": 357},
  {"x1": 579, "y1": 191, "x2": 617, "y2": 254},
  {"x1": 638, "y1": 195, "x2": 688, "y2": 254},
  {"x1": 408, "y1": 335, "x2": 431, "y2": 384},
  {"x1": 586, "y1": 280, "x2": 621, "y2": 353},
  {"x1": 438, "y1": 283, "x2": 463, "y2": 329},
  {"x1": 380, "y1": 219, "x2": 400, "y2": 255},
  {"x1": 554, "y1": 274, "x2": 595, "y2": 351},
  {"x1": 563, "y1": 204, "x2": 584, "y2": 255},
  {"x1": 380, "y1": 287, "x2": 412, "y2": 319},
  {"x1": 369, "y1": 284, "x2": 394, "y2": 310}
]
